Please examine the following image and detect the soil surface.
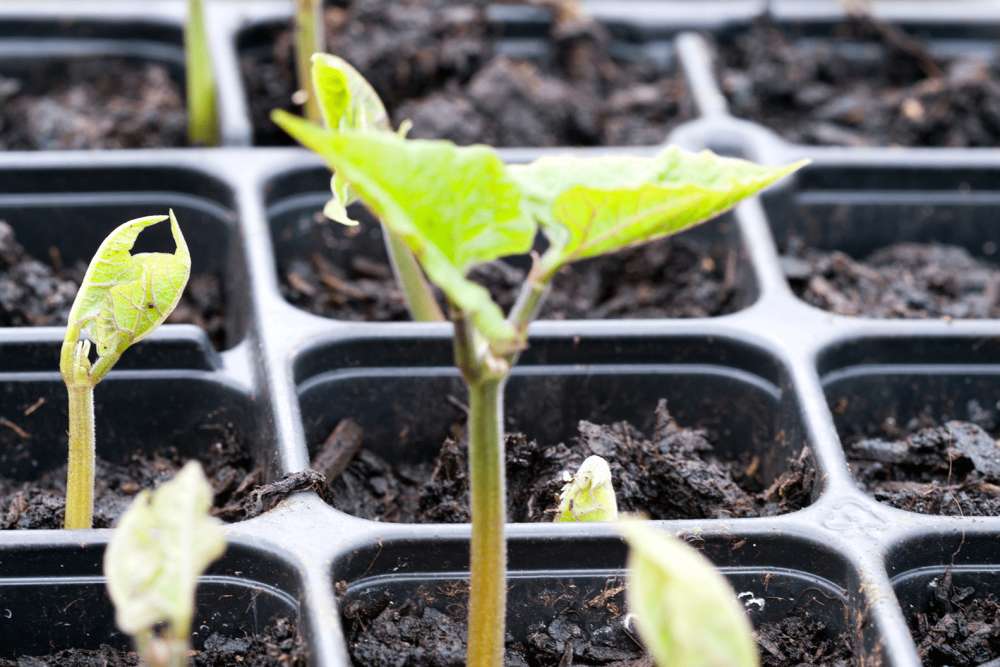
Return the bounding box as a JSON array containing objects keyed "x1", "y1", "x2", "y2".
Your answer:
[
  {"x1": 717, "y1": 15, "x2": 1000, "y2": 147},
  {"x1": 911, "y1": 572, "x2": 1000, "y2": 666},
  {"x1": 323, "y1": 400, "x2": 815, "y2": 522},
  {"x1": 283, "y1": 223, "x2": 745, "y2": 322},
  {"x1": 782, "y1": 239, "x2": 1000, "y2": 319},
  {"x1": 339, "y1": 579, "x2": 855, "y2": 666},
  {"x1": 847, "y1": 416, "x2": 1000, "y2": 516},
  {"x1": 0, "y1": 58, "x2": 187, "y2": 150},
  {"x1": 0, "y1": 221, "x2": 228, "y2": 348},
  {"x1": 1, "y1": 617, "x2": 308, "y2": 666},
  {"x1": 0, "y1": 422, "x2": 310, "y2": 528},
  {"x1": 243, "y1": 0, "x2": 691, "y2": 146}
]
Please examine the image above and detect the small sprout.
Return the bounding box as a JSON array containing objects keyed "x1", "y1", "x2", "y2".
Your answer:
[
  {"x1": 555, "y1": 455, "x2": 618, "y2": 522},
  {"x1": 61, "y1": 211, "x2": 190, "y2": 529},
  {"x1": 105, "y1": 462, "x2": 226, "y2": 667},
  {"x1": 185, "y1": 0, "x2": 218, "y2": 146},
  {"x1": 622, "y1": 522, "x2": 760, "y2": 667}
]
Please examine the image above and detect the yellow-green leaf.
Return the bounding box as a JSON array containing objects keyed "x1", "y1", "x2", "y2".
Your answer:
[
  {"x1": 622, "y1": 522, "x2": 759, "y2": 667},
  {"x1": 510, "y1": 147, "x2": 806, "y2": 275},
  {"x1": 104, "y1": 461, "x2": 225, "y2": 640},
  {"x1": 64, "y1": 211, "x2": 191, "y2": 384},
  {"x1": 554, "y1": 455, "x2": 618, "y2": 522}
]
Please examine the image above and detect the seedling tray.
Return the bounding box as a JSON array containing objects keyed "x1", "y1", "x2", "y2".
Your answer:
[{"x1": 2, "y1": 0, "x2": 1000, "y2": 665}]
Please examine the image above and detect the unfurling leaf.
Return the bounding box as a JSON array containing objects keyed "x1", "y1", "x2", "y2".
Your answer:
[
  {"x1": 621, "y1": 522, "x2": 759, "y2": 667},
  {"x1": 555, "y1": 455, "x2": 618, "y2": 522},
  {"x1": 510, "y1": 147, "x2": 806, "y2": 276},
  {"x1": 64, "y1": 210, "x2": 190, "y2": 384},
  {"x1": 278, "y1": 129, "x2": 534, "y2": 346},
  {"x1": 104, "y1": 462, "x2": 225, "y2": 647}
]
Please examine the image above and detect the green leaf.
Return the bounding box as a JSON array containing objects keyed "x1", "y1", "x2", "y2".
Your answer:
[
  {"x1": 554, "y1": 455, "x2": 618, "y2": 522},
  {"x1": 289, "y1": 130, "x2": 534, "y2": 346},
  {"x1": 510, "y1": 147, "x2": 806, "y2": 275},
  {"x1": 65, "y1": 210, "x2": 191, "y2": 384},
  {"x1": 104, "y1": 461, "x2": 225, "y2": 640},
  {"x1": 622, "y1": 522, "x2": 759, "y2": 667}
]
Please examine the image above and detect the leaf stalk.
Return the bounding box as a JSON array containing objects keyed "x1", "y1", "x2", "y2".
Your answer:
[{"x1": 294, "y1": 0, "x2": 324, "y2": 123}]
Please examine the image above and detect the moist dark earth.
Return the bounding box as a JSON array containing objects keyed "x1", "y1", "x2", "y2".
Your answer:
[
  {"x1": 0, "y1": 58, "x2": 187, "y2": 150},
  {"x1": 782, "y1": 239, "x2": 1000, "y2": 319},
  {"x1": 339, "y1": 579, "x2": 855, "y2": 666},
  {"x1": 716, "y1": 14, "x2": 1000, "y2": 147},
  {"x1": 282, "y1": 221, "x2": 746, "y2": 322},
  {"x1": 911, "y1": 572, "x2": 1000, "y2": 666},
  {"x1": 0, "y1": 617, "x2": 308, "y2": 666},
  {"x1": 0, "y1": 221, "x2": 228, "y2": 348},
  {"x1": 243, "y1": 0, "x2": 692, "y2": 146},
  {"x1": 322, "y1": 400, "x2": 816, "y2": 523}
]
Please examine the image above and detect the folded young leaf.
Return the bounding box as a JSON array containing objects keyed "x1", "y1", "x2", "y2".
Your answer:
[
  {"x1": 555, "y1": 455, "x2": 618, "y2": 522},
  {"x1": 104, "y1": 461, "x2": 225, "y2": 640},
  {"x1": 65, "y1": 210, "x2": 191, "y2": 384},
  {"x1": 622, "y1": 522, "x2": 759, "y2": 667},
  {"x1": 510, "y1": 147, "x2": 806, "y2": 276},
  {"x1": 277, "y1": 129, "x2": 534, "y2": 345}
]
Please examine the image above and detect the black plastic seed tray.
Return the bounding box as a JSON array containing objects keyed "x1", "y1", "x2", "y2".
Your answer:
[{"x1": 3, "y1": 0, "x2": 1000, "y2": 665}]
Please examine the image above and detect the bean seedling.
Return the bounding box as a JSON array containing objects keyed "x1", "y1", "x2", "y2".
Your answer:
[
  {"x1": 185, "y1": 0, "x2": 218, "y2": 146},
  {"x1": 273, "y1": 56, "x2": 804, "y2": 665},
  {"x1": 60, "y1": 212, "x2": 190, "y2": 529},
  {"x1": 554, "y1": 455, "x2": 618, "y2": 522},
  {"x1": 105, "y1": 461, "x2": 226, "y2": 667}
]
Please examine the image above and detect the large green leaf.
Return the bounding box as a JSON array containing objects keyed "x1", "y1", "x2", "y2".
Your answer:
[
  {"x1": 104, "y1": 461, "x2": 225, "y2": 639},
  {"x1": 622, "y1": 522, "x2": 759, "y2": 667},
  {"x1": 285, "y1": 130, "x2": 533, "y2": 345},
  {"x1": 65, "y1": 211, "x2": 190, "y2": 383},
  {"x1": 510, "y1": 147, "x2": 806, "y2": 275}
]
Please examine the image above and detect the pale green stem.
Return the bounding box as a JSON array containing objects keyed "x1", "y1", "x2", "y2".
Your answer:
[
  {"x1": 384, "y1": 227, "x2": 444, "y2": 321},
  {"x1": 185, "y1": 0, "x2": 219, "y2": 145},
  {"x1": 65, "y1": 381, "x2": 95, "y2": 530},
  {"x1": 465, "y1": 377, "x2": 507, "y2": 667},
  {"x1": 294, "y1": 0, "x2": 323, "y2": 123}
]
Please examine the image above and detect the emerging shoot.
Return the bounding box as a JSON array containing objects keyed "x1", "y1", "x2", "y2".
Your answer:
[
  {"x1": 267, "y1": 103, "x2": 803, "y2": 664},
  {"x1": 60, "y1": 211, "x2": 190, "y2": 529},
  {"x1": 105, "y1": 461, "x2": 226, "y2": 667},
  {"x1": 555, "y1": 455, "x2": 618, "y2": 522},
  {"x1": 273, "y1": 54, "x2": 441, "y2": 322},
  {"x1": 294, "y1": 0, "x2": 324, "y2": 123},
  {"x1": 622, "y1": 522, "x2": 759, "y2": 667},
  {"x1": 185, "y1": 0, "x2": 219, "y2": 146}
]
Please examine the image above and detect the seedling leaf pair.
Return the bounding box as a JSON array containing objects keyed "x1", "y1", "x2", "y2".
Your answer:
[
  {"x1": 105, "y1": 462, "x2": 225, "y2": 655},
  {"x1": 622, "y1": 522, "x2": 759, "y2": 667}
]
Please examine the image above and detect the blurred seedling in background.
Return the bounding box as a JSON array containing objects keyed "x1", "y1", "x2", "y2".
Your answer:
[
  {"x1": 105, "y1": 462, "x2": 226, "y2": 667},
  {"x1": 554, "y1": 455, "x2": 618, "y2": 522},
  {"x1": 60, "y1": 212, "x2": 190, "y2": 529}
]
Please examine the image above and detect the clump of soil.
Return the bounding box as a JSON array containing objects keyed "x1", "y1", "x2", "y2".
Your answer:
[
  {"x1": 243, "y1": 0, "x2": 691, "y2": 146},
  {"x1": 847, "y1": 418, "x2": 1000, "y2": 516},
  {"x1": 0, "y1": 616, "x2": 308, "y2": 666},
  {"x1": 782, "y1": 239, "x2": 1000, "y2": 319},
  {"x1": 282, "y1": 224, "x2": 745, "y2": 322},
  {"x1": 0, "y1": 221, "x2": 228, "y2": 347},
  {"x1": 0, "y1": 59, "x2": 186, "y2": 150},
  {"x1": 323, "y1": 400, "x2": 815, "y2": 523},
  {"x1": 912, "y1": 572, "x2": 1000, "y2": 665},
  {"x1": 0, "y1": 421, "x2": 313, "y2": 528},
  {"x1": 340, "y1": 579, "x2": 854, "y2": 666},
  {"x1": 716, "y1": 14, "x2": 1000, "y2": 147}
]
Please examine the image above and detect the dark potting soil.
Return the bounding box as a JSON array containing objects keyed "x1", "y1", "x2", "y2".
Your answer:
[
  {"x1": 0, "y1": 58, "x2": 187, "y2": 150},
  {"x1": 781, "y1": 239, "x2": 1000, "y2": 319},
  {"x1": 0, "y1": 421, "x2": 308, "y2": 528},
  {"x1": 322, "y1": 400, "x2": 815, "y2": 523},
  {"x1": 282, "y1": 222, "x2": 745, "y2": 322},
  {"x1": 0, "y1": 221, "x2": 228, "y2": 348},
  {"x1": 846, "y1": 411, "x2": 1000, "y2": 516},
  {"x1": 0, "y1": 616, "x2": 308, "y2": 666},
  {"x1": 242, "y1": 0, "x2": 692, "y2": 146},
  {"x1": 911, "y1": 572, "x2": 1000, "y2": 666},
  {"x1": 339, "y1": 579, "x2": 855, "y2": 666},
  {"x1": 716, "y1": 15, "x2": 1000, "y2": 147}
]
